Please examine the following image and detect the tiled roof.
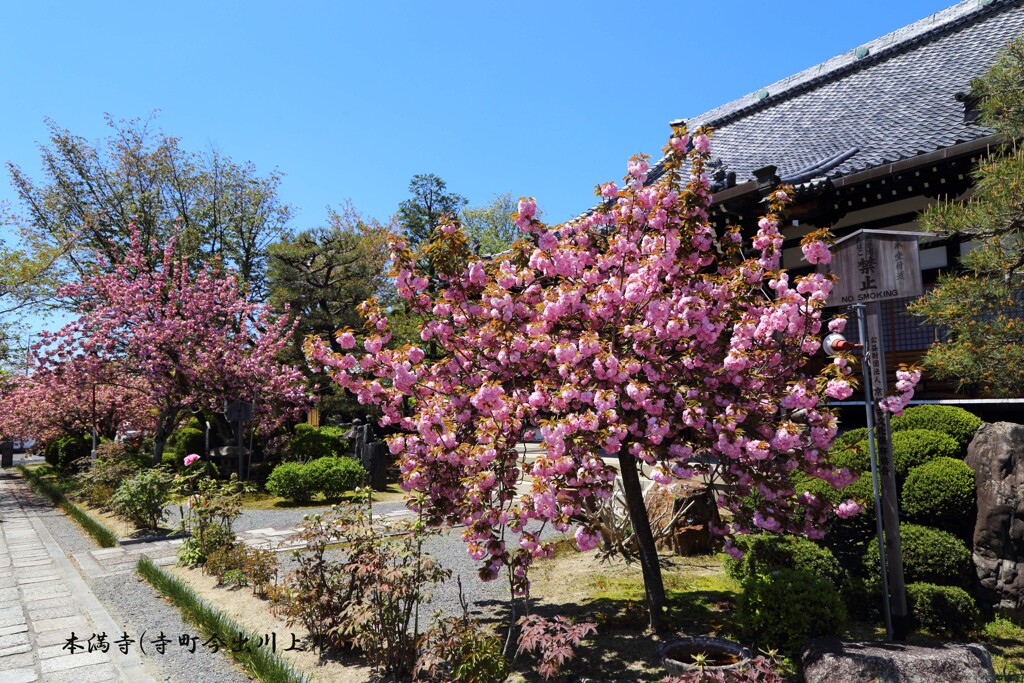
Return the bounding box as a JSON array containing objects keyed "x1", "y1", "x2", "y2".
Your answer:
[{"x1": 675, "y1": 0, "x2": 1024, "y2": 188}]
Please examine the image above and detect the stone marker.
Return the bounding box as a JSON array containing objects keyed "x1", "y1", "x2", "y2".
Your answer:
[
  {"x1": 966, "y1": 421, "x2": 1024, "y2": 617},
  {"x1": 802, "y1": 640, "x2": 995, "y2": 683}
]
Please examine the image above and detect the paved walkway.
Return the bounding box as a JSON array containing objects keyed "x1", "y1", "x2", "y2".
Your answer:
[{"x1": 0, "y1": 471, "x2": 153, "y2": 683}]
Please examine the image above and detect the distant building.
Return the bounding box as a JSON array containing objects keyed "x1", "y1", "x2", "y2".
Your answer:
[{"x1": 652, "y1": 0, "x2": 1024, "y2": 421}]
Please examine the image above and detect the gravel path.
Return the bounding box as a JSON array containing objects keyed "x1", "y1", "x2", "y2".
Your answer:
[{"x1": 34, "y1": 489, "x2": 252, "y2": 683}]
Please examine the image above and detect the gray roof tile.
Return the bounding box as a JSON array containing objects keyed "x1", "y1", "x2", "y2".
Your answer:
[{"x1": 677, "y1": 0, "x2": 1024, "y2": 185}]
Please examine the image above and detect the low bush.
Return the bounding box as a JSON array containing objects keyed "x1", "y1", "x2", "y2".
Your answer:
[
  {"x1": 824, "y1": 476, "x2": 878, "y2": 573},
  {"x1": 828, "y1": 445, "x2": 870, "y2": 476},
  {"x1": 306, "y1": 457, "x2": 366, "y2": 499},
  {"x1": 415, "y1": 615, "x2": 509, "y2": 683},
  {"x1": 902, "y1": 457, "x2": 976, "y2": 537},
  {"x1": 726, "y1": 534, "x2": 843, "y2": 587},
  {"x1": 891, "y1": 404, "x2": 983, "y2": 452},
  {"x1": 44, "y1": 434, "x2": 91, "y2": 472},
  {"x1": 833, "y1": 427, "x2": 869, "y2": 451},
  {"x1": 891, "y1": 429, "x2": 960, "y2": 481},
  {"x1": 170, "y1": 426, "x2": 206, "y2": 459},
  {"x1": 285, "y1": 428, "x2": 346, "y2": 463},
  {"x1": 736, "y1": 568, "x2": 845, "y2": 657},
  {"x1": 863, "y1": 523, "x2": 974, "y2": 590},
  {"x1": 75, "y1": 453, "x2": 142, "y2": 509},
  {"x1": 110, "y1": 468, "x2": 173, "y2": 530},
  {"x1": 265, "y1": 462, "x2": 314, "y2": 503},
  {"x1": 906, "y1": 582, "x2": 978, "y2": 638}
]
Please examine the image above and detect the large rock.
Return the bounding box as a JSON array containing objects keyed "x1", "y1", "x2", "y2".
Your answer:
[
  {"x1": 966, "y1": 422, "x2": 1024, "y2": 615},
  {"x1": 802, "y1": 640, "x2": 995, "y2": 683}
]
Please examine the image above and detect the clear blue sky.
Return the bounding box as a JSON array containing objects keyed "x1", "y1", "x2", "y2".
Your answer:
[{"x1": 1, "y1": 0, "x2": 955, "y2": 232}]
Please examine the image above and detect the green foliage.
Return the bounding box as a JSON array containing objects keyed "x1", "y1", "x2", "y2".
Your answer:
[
  {"x1": 74, "y1": 453, "x2": 142, "y2": 509},
  {"x1": 265, "y1": 462, "x2": 314, "y2": 503},
  {"x1": 908, "y1": 38, "x2": 1024, "y2": 397},
  {"x1": 726, "y1": 534, "x2": 843, "y2": 587},
  {"x1": 460, "y1": 192, "x2": 521, "y2": 255},
  {"x1": 8, "y1": 115, "x2": 291, "y2": 299},
  {"x1": 277, "y1": 494, "x2": 449, "y2": 672},
  {"x1": 736, "y1": 568, "x2": 845, "y2": 657},
  {"x1": 266, "y1": 212, "x2": 391, "y2": 371},
  {"x1": 170, "y1": 427, "x2": 206, "y2": 459},
  {"x1": 833, "y1": 427, "x2": 868, "y2": 451},
  {"x1": 136, "y1": 556, "x2": 309, "y2": 683},
  {"x1": 172, "y1": 470, "x2": 244, "y2": 567},
  {"x1": 890, "y1": 405, "x2": 984, "y2": 452},
  {"x1": 285, "y1": 429, "x2": 347, "y2": 463},
  {"x1": 415, "y1": 616, "x2": 509, "y2": 683},
  {"x1": 863, "y1": 523, "x2": 974, "y2": 590},
  {"x1": 828, "y1": 444, "x2": 869, "y2": 475},
  {"x1": 110, "y1": 468, "x2": 173, "y2": 530},
  {"x1": 902, "y1": 457, "x2": 976, "y2": 537},
  {"x1": 397, "y1": 173, "x2": 467, "y2": 249},
  {"x1": 891, "y1": 429, "x2": 960, "y2": 481},
  {"x1": 906, "y1": 582, "x2": 979, "y2": 638},
  {"x1": 44, "y1": 434, "x2": 90, "y2": 472},
  {"x1": 306, "y1": 457, "x2": 366, "y2": 499}
]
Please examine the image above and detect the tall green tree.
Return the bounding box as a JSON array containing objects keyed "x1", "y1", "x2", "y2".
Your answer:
[
  {"x1": 267, "y1": 203, "x2": 391, "y2": 418},
  {"x1": 6, "y1": 114, "x2": 292, "y2": 301},
  {"x1": 910, "y1": 38, "x2": 1024, "y2": 397},
  {"x1": 461, "y1": 191, "x2": 520, "y2": 255},
  {"x1": 396, "y1": 174, "x2": 466, "y2": 249}
]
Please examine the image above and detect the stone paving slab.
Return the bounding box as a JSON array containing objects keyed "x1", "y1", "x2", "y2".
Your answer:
[{"x1": 0, "y1": 471, "x2": 154, "y2": 682}]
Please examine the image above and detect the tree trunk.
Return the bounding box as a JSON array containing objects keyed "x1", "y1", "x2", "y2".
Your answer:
[
  {"x1": 152, "y1": 412, "x2": 176, "y2": 467},
  {"x1": 618, "y1": 449, "x2": 667, "y2": 632}
]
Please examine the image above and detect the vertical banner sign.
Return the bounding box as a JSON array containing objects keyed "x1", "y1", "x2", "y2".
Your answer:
[
  {"x1": 864, "y1": 302, "x2": 910, "y2": 639},
  {"x1": 821, "y1": 229, "x2": 923, "y2": 641}
]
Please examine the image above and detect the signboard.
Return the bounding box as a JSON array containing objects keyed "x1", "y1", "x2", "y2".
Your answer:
[
  {"x1": 822, "y1": 230, "x2": 923, "y2": 307},
  {"x1": 224, "y1": 400, "x2": 253, "y2": 422}
]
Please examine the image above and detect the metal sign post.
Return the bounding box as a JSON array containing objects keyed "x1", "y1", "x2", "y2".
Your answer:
[{"x1": 822, "y1": 230, "x2": 923, "y2": 642}]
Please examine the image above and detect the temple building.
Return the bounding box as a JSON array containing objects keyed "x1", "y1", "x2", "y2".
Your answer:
[{"x1": 650, "y1": 0, "x2": 1024, "y2": 421}]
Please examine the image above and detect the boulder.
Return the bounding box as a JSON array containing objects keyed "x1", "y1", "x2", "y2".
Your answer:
[
  {"x1": 643, "y1": 479, "x2": 720, "y2": 555},
  {"x1": 802, "y1": 640, "x2": 995, "y2": 683},
  {"x1": 966, "y1": 422, "x2": 1024, "y2": 615}
]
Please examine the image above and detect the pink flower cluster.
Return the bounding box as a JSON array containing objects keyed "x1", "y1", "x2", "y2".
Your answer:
[
  {"x1": 879, "y1": 367, "x2": 923, "y2": 416},
  {"x1": 306, "y1": 127, "x2": 854, "y2": 595}
]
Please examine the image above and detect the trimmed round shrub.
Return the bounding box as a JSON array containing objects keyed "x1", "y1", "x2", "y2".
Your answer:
[
  {"x1": 833, "y1": 427, "x2": 869, "y2": 451},
  {"x1": 891, "y1": 405, "x2": 983, "y2": 452},
  {"x1": 306, "y1": 456, "x2": 366, "y2": 499},
  {"x1": 727, "y1": 534, "x2": 843, "y2": 587},
  {"x1": 44, "y1": 434, "x2": 91, "y2": 472},
  {"x1": 266, "y1": 461, "x2": 314, "y2": 503},
  {"x1": 902, "y1": 457, "x2": 976, "y2": 537},
  {"x1": 829, "y1": 445, "x2": 870, "y2": 475},
  {"x1": 170, "y1": 427, "x2": 205, "y2": 459},
  {"x1": 285, "y1": 429, "x2": 346, "y2": 463},
  {"x1": 736, "y1": 568, "x2": 846, "y2": 656},
  {"x1": 293, "y1": 423, "x2": 317, "y2": 436},
  {"x1": 110, "y1": 468, "x2": 173, "y2": 530},
  {"x1": 906, "y1": 582, "x2": 978, "y2": 638},
  {"x1": 863, "y1": 523, "x2": 973, "y2": 590},
  {"x1": 891, "y1": 429, "x2": 959, "y2": 481},
  {"x1": 825, "y1": 475, "x2": 878, "y2": 573}
]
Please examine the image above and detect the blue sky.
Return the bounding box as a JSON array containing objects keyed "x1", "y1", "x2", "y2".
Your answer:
[{"x1": 1, "y1": 1, "x2": 954, "y2": 232}]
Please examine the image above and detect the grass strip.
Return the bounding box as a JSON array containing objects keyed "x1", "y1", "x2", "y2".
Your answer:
[
  {"x1": 137, "y1": 556, "x2": 309, "y2": 683},
  {"x1": 16, "y1": 465, "x2": 119, "y2": 547}
]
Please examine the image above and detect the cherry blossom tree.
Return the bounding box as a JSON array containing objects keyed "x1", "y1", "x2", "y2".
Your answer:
[
  {"x1": 33, "y1": 226, "x2": 310, "y2": 464},
  {"x1": 307, "y1": 126, "x2": 861, "y2": 631},
  {"x1": 0, "y1": 358, "x2": 153, "y2": 446}
]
